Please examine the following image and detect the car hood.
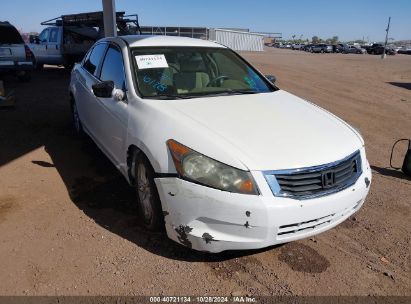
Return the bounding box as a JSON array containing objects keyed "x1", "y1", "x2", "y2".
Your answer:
[{"x1": 164, "y1": 90, "x2": 363, "y2": 171}]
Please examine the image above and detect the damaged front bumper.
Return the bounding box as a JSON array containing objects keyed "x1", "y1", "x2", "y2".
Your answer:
[{"x1": 155, "y1": 162, "x2": 372, "y2": 253}]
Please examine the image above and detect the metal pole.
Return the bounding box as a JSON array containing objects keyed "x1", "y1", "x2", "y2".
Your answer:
[
  {"x1": 382, "y1": 17, "x2": 391, "y2": 59},
  {"x1": 102, "y1": 0, "x2": 117, "y2": 37}
]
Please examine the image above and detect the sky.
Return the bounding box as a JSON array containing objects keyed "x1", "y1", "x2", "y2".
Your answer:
[{"x1": 1, "y1": 0, "x2": 410, "y2": 42}]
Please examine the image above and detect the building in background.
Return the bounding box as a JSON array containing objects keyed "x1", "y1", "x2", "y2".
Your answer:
[
  {"x1": 139, "y1": 25, "x2": 281, "y2": 52},
  {"x1": 139, "y1": 26, "x2": 209, "y2": 39},
  {"x1": 140, "y1": 26, "x2": 264, "y2": 52},
  {"x1": 209, "y1": 28, "x2": 265, "y2": 52}
]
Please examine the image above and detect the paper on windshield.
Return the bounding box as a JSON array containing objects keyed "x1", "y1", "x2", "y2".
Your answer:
[{"x1": 135, "y1": 54, "x2": 169, "y2": 69}]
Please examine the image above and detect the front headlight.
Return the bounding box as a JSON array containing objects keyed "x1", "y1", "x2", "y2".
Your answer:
[{"x1": 167, "y1": 139, "x2": 259, "y2": 195}]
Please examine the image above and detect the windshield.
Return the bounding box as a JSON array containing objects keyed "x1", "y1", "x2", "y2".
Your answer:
[{"x1": 131, "y1": 47, "x2": 275, "y2": 99}]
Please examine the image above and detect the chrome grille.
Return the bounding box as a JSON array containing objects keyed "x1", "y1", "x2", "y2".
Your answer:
[{"x1": 264, "y1": 151, "x2": 362, "y2": 199}]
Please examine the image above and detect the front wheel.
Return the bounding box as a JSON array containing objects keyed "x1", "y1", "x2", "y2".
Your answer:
[
  {"x1": 134, "y1": 154, "x2": 164, "y2": 231},
  {"x1": 32, "y1": 57, "x2": 43, "y2": 70}
]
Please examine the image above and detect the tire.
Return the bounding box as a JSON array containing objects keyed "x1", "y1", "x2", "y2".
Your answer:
[
  {"x1": 71, "y1": 99, "x2": 84, "y2": 137},
  {"x1": 33, "y1": 57, "x2": 43, "y2": 70},
  {"x1": 63, "y1": 56, "x2": 75, "y2": 70},
  {"x1": 63, "y1": 60, "x2": 74, "y2": 70},
  {"x1": 134, "y1": 153, "x2": 164, "y2": 231},
  {"x1": 17, "y1": 70, "x2": 31, "y2": 82}
]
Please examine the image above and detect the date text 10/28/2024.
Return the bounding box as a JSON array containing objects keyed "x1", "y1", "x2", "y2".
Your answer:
[{"x1": 149, "y1": 296, "x2": 257, "y2": 303}]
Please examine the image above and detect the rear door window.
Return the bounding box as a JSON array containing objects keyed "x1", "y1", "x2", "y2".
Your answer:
[
  {"x1": 49, "y1": 28, "x2": 59, "y2": 43},
  {"x1": 0, "y1": 25, "x2": 24, "y2": 44}
]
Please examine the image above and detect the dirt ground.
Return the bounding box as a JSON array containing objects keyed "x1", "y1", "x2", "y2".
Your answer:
[{"x1": 0, "y1": 48, "x2": 410, "y2": 297}]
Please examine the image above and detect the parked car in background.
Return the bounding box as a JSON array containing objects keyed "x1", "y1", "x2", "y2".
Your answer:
[
  {"x1": 361, "y1": 45, "x2": 371, "y2": 53},
  {"x1": 397, "y1": 47, "x2": 411, "y2": 55},
  {"x1": 311, "y1": 44, "x2": 333, "y2": 53},
  {"x1": 367, "y1": 44, "x2": 396, "y2": 55},
  {"x1": 0, "y1": 21, "x2": 33, "y2": 81},
  {"x1": 69, "y1": 35, "x2": 371, "y2": 253},
  {"x1": 343, "y1": 45, "x2": 367, "y2": 54},
  {"x1": 292, "y1": 44, "x2": 304, "y2": 50},
  {"x1": 334, "y1": 43, "x2": 348, "y2": 53},
  {"x1": 302, "y1": 44, "x2": 314, "y2": 52}
]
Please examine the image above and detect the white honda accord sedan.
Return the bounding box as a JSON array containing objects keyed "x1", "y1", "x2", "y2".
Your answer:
[{"x1": 69, "y1": 35, "x2": 371, "y2": 253}]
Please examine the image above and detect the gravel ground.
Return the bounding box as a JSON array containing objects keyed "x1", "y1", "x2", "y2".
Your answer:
[{"x1": 0, "y1": 48, "x2": 410, "y2": 297}]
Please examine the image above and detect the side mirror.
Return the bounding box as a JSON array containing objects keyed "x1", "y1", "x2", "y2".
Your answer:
[
  {"x1": 32, "y1": 36, "x2": 40, "y2": 44},
  {"x1": 265, "y1": 75, "x2": 277, "y2": 84},
  {"x1": 92, "y1": 81, "x2": 114, "y2": 98}
]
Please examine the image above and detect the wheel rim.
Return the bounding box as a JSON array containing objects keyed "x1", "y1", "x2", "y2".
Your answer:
[
  {"x1": 137, "y1": 163, "x2": 153, "y2": 223},
  {"x1": 73, "y1": 103, "x2": 81, "y2": 133}
]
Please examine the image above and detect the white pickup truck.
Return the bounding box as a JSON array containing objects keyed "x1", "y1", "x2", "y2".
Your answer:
[
  {"x1": 0, "y1": 21, "x2": 33, "y2": 81},
  {"x1": 28, "y1": 11, "x2": 139, "y2": 69},
  {"x1": 28, "y1": 25, "x2": 98, "y2": 69}
]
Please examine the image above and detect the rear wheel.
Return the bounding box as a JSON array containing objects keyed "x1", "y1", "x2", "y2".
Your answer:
[
  {"x1": 134, "y1": 153, "x2": 164, "y2": 231},
  {"x1": 71, "y1": 99, "x2": 84, "y2": 137}
]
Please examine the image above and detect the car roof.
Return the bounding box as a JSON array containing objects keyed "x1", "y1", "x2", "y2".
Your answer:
[{"x1": 104, "y1": 35, "x2": 227, "y2": 49}]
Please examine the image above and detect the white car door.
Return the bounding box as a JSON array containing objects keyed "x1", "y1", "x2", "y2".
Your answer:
[
  {"x1": 77, "y1": 43, "x2": 108, "y2": 140},
  {"x1": 92, "y1": 44, "x2": 128, "y2": 165}
]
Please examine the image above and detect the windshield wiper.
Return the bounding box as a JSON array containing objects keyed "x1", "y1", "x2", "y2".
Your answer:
[
  {"x1": 226, "y1": 89, "x2": 260, "y2": 95},
  {"x1": 148, "y1": 94, "x2": 200, "y2": 100},
  {"x1": 198, "y1": 90, "x2": 260, "y2": 97},
  {"x1": 147, "y1": 90, "x2": 260, "y2": 100}
]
